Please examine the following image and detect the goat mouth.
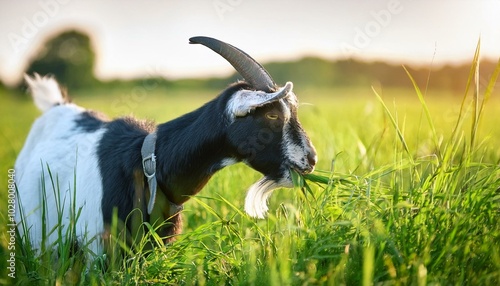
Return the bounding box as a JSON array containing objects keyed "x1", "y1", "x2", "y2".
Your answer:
[
  {"x1": 295, "y1": 167, "x2": 314, "y2": 175},
  {"x1": 290, "y1": 164, "x2": 314, "y2": 175}
]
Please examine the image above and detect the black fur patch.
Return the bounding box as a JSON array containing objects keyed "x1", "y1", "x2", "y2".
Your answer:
[
  {"x1": 74, "y1": 111, "x2": 108, "y2": 132},
  {"x1": 98, "y1": 117, "x2": 155, "y2": 225}
]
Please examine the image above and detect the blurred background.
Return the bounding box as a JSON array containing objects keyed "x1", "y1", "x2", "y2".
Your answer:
[
  {"x1": 0, "y1": 0, "x2": 499, "y2": 91},
  {"x1": 1, "y1": 0, "x2": 500, "y2": 170},
  {"x1": 1, "y1": 0, "x2": 500, "y2": 178}
]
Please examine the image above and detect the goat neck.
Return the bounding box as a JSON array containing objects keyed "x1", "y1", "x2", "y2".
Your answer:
[{"x1": 154, "y1": 87, "x2": 238, "y2": 205}]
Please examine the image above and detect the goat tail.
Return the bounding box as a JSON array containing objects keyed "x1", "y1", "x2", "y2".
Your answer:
[{"x1": 24, "y1": 73, "x2": 67, "y2": 112}]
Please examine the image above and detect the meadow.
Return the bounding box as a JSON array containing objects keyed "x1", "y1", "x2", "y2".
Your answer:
[{"x1": 1, "y1": 62, "x2": 499, "y2": 285}]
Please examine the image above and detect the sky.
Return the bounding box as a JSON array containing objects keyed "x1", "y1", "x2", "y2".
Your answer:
[{"x1": 0, "y1": 0, "x2": 499, "y2": 86}]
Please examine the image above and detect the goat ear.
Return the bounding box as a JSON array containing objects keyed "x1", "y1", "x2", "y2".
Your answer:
[{"x1": 229, "y1": 82, "x2": 293, "y2": 117}]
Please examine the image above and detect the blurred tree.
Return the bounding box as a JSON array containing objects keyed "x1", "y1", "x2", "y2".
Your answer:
[{"x1": 25, "y1": 30, "x2": 97, "y2": 90}]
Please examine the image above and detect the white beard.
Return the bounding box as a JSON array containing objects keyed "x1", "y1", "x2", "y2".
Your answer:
[{"x1": 244, "y1": 174, "x2": 293, "y2": 219}]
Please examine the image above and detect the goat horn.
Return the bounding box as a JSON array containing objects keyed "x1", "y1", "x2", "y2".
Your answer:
[{"x1": 189, "y1": 36, "x2": 276, "y2": 92}]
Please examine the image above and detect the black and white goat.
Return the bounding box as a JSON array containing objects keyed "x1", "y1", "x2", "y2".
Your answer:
[{"x1": 15, "y1": 36, "x2": 317, "y2": 255}]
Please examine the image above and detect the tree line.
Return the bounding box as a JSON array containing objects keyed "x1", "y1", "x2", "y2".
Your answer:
[{"x1": 5, "y1": 30, "x2": 498, "y2": 95}]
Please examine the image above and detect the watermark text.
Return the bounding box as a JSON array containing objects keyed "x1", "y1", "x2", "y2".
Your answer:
[
  {"x1": 6, "y1": 169, "x2": 17, "y2": 279},
  {"x1": 340, "y1": 0, "x2": 403, "y2": 57},
  {"x1": 8, "y1": 0, "x2": 71, "y2": 53}
]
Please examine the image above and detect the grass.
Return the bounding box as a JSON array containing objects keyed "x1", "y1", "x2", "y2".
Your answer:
[{"x1": 1, "y1": 53, "x2": 500, "y2": 284}]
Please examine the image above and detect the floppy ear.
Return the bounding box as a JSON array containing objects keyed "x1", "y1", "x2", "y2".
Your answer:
[{"x1": 228, "y1": 82, "x2": 293, "y2": 117}]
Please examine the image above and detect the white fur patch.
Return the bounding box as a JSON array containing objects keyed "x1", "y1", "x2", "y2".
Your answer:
[
  {"x1": 282, "y1": 123, "x2": 310, "y2": 172},
  {"x1": 24, "y1": 74, "x2": 65, "y2": 112},
  {"x1": 15, "y1": 104, "x2": 105, "y2": 256},
  {"x1": 220, "y1": 158, "x2": 238, "y2": 168},
  {"x1": 226, "y1": 83, "x2": 294, "y2": 119}
]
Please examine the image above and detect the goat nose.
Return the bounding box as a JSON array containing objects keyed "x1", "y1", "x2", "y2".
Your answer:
[{"x1": 307, "y1": 149, "x2": 317, "y2": 167}]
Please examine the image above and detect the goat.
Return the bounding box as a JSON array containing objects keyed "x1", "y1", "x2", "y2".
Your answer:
[{"x1": 15, "y1": 36, "x2": 317, "y2": 257}]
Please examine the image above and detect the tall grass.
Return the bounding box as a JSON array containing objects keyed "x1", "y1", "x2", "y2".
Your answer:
[
  {"x1": 15, "y1": 162, "x2": 92, "y2": 285},
  {"x1": 5, "y1": 48, "x2": 500, "y2": 284}
]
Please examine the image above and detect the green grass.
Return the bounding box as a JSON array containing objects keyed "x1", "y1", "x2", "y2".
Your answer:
[{"x1": 1, "y1": 55, "x2": 500, "y2": 284}]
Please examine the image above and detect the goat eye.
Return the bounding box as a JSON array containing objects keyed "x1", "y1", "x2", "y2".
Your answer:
[{"x1": 265, "y1": 113, "x2": 279, "y2": 120}]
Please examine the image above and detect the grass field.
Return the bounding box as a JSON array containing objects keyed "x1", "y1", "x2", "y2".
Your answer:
[{"x1": 1, "y1": 61, "x2": 500, "y2": 285}]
